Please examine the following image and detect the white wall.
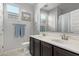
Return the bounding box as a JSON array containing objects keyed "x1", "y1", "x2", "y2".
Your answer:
[
  {"x1": 34, "y1": 4, "x2": 62, "y2": 33},
  {"x1": 3, "y1": 3, "x2": 35, "y2": 51},
  {"x1": 59, "y1": 3, "x2": 79, "y2": 14},
  {"x1": 0, "y1": 4, "x2": 3, "y2": 52}
]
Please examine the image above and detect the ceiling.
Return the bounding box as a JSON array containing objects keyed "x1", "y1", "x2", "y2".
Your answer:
[
  {"x1": 17, "y1": 3, "x2": 37, "y2": 7},
  {"x1": 41, "y1": 3, "x2": 60, "y2": 11},
  {"x1": 41, "y1": 3, "x2": 79, "y2": 14},
  {"x1": 59, "y1": 3, "x2": 79, "y2": 14}
]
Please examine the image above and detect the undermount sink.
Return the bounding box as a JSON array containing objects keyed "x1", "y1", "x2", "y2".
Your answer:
[
  {"x1": 51, "y1": 39, "x2": 68, "y2": 43},
  {"x1": 51, "y1": 38, "x2": 79, "y2": 46}
]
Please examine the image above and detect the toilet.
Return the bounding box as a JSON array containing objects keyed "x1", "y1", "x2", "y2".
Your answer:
[{"x1": 21, "y1": 42, "x2": 29, "y2": 54}]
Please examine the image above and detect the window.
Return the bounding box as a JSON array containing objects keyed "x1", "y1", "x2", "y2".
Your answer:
[
  {"x1": 7, "y1": 4, "x2": 19, "y2": 14},
  {"x1": 6, "y1": 4, "x2": 19, "y2": 19}
]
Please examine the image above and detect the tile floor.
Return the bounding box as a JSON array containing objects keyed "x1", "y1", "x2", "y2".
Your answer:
[{"x1": 0, "y1": 46, "x2": 31, "y2": 56}]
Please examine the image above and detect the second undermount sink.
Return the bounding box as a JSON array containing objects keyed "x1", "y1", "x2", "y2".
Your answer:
[
  {"x1": 51, "y1": 38, "x2": 79, "y2": 45},
  {"x1": 51, "y1": 39, "x2": 68, "y2": 43}
]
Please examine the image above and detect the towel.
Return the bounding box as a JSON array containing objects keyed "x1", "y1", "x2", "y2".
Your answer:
[
  {"x1": 20, "y1": 24, "x2": 25, "y2": 37},
  {"x1": 15, "y1": 24, "x2": 25, "y2": 38},
  {"x1": 15, "y1": 24, "x2": 21, "y2": 37}
]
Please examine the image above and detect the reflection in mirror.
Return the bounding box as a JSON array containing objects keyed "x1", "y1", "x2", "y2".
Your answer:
[
  {"x1": 40, "y1": 4, "x2": 58, "y2": 32},
  {"x1": 40, "y1": 3, "x2": 79, "y2": 34},
  {"x1": 71, "y1": 9, "x2": 79, "y2": 33},
  {"x1": 40, "y1": 10, "x2": 48, "y2": 32},
  {"x1": 48, "y1": 9, "x2": 56, "y2": 32}
]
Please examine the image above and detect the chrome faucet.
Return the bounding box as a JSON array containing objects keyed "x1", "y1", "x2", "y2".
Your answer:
[
  {"x1": 42, "y1": 33, "x2": 46, "y2": 36},
  {"x1": 61, "y1": 33, "x2": 69, "y2": 40}
]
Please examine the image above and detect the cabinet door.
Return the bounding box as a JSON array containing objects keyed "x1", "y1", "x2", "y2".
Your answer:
[
  {"x1": 54, "y1": 46, "x2": 78, "y2": 56},
  {"x1": 34, "y1": 39, "x2": 41, "y2": 56},
  {"x1": 29, "y1": 37, "x2": 34, "y2": 56},
  {"x1": 41, "y1": 41, "x2": 53, "y2": 56}
]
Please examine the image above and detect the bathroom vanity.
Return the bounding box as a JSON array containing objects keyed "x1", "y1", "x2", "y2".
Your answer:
[{"x1": 29, "y1": 33, "x2": 79, "y2": 56}]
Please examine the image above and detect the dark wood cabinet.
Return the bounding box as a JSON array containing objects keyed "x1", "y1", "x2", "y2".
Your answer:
[
  {"x1": 54, "y1": 46, "x2": 78, "y2": 56},
  {"x1": 29, "y1": 37, "x2": 34, "y2": 56},
  {"x1": 29, "y1": 37, "x2": 41, "y2": 56},
  {"x1": 34, "y1": 39, "x2": 41, "y2": 56},
  {"x1": 30, "y1": 37, "x2": 79, "y2": 56},
  {"x1": 41, "y1": 41, "x2": 53, "y2": 56}
]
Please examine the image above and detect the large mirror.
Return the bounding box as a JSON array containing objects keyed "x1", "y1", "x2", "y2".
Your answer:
[{"x1": 40, "y1": 3, "x2": 79, "y2": 34}]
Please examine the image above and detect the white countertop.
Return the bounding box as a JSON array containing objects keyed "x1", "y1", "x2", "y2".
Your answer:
[{"x1": 30, "y1": 32, "x2": 79, "y2": 54}]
